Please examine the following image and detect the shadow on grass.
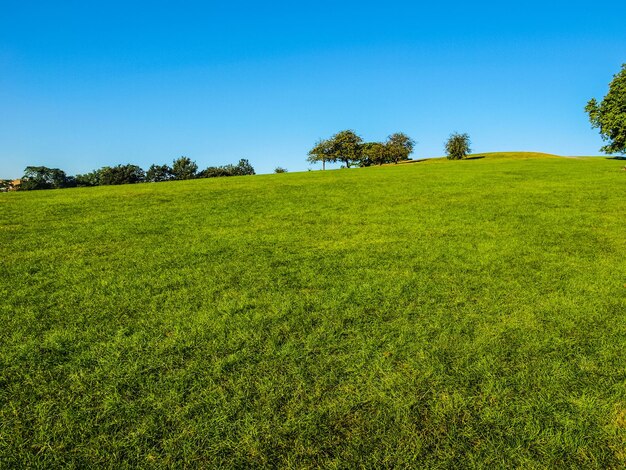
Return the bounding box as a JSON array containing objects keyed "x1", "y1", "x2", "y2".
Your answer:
[
  {"x1": 465, "y1": 156, "x2": 485, "y2": 160},
  {"x1": 606, "y1": 156, "x2": 626, "y2": 160}
]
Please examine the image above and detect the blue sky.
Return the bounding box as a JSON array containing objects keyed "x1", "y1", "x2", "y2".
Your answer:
[{"x1": 1, "y1": 1, "x2": 625, "y2": 177}]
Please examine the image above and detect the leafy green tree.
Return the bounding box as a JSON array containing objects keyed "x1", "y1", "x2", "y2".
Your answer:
[
  {"x1": 274, "y1": 167, "x2": 288, "y2": 173},
  {"x1": 445, "y1": 132, "x2": 471, "y2": 160},
  {"x1": 386, "y1": 132, "x2": 415, "y2": 164},
  {"x1": 307, "y1": 138, "x2": 334, "y2": 170},
  {"x1": 146, "y1": 164, "x2": 173, "y2": 182},
  {"x1": 21, "y1": 166, "x2": 72, "y2": 190},
  {"x1": 360, "y1": 142, "x2": 387, "y2": 166},
  {"x1": 329, "y1": 130, "x2": 362, "y2": 168},
  {"x1": 171, "y1": 156, "x2": 198, "y2": 180},
  {"x1": 585, "y1": 64, "x2": 626, "y2": 155},
  {"x1": 99, "y1": 164, "x2": 145, "y2": 185}
]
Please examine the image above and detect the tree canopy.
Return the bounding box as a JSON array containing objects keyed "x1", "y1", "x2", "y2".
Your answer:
[
  {"x1": 308, "y1": 130, "x2": 415, "y2": 169},
  {"x1": 386, "y1": 133, "x2": 415, "y2": 164},
  {"x1": 171, "y1": 157, "x2": 198, "y2": 180},
  {"x1": 21, "y1": 166, "x2": 74, "y2": 190},
  {"x1": 307, "y1": 139, "x2": 335, "y2": 170},
  {"x1": 445, "y1": 133, "x2": 471, "y2": 160},
  {"x1": 585, "y1": 64, "x2": 626, "y2": 155}
]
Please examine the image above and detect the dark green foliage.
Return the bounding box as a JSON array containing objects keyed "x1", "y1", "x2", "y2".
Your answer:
[
  {"x1": 171, "y1": 157, "x2": 198, "y2": 180},
  {"x1": 385, "y1": 132, "x2": 415, "y2": 164},
  {"x1": 99, "y1": 164, "x2": 145, "y2": 185},
  {"x1": 360, "y1": 142, "x2": 387, "y2": 166},
  {"x1": 146, "y1": 164, "x2": 173, "y2": 182},
  {"x1": 445, "y1": 132, "x2": 472, "y2": 160},
  {"x1": 20, "y1": 166, "x2": 74, "y2": 190},
  {"x1": 274, "y1": 167, "x2": 288, "y2": 173},
  {"x1": 586, "y1": 64, "x2": 626, "y2": 155},
  {"x1": 74, "y1": 170, "x2": 102, "y2": 187},
  {"x1": 232, "y1": 158, "x2": 256, "y2": 176},
  {"x1": 198, "y1": 166, "x2": 231, "y2": 178},
  {"x1": 198, "y1": 159, "x2": 256, "y2": 178}
]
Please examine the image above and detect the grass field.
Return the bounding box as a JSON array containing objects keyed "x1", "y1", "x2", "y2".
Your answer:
[{"x1": 1, "y1": 153, "x2": 625, "y2": 468}]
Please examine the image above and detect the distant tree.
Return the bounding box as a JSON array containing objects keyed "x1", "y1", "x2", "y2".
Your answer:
[
  {"x1": 329, "y1": 130, "x2": 362, "y2": 168},
  {"x1": 274, "y1": 167, "x2": 288, "y2": 173},
  {"x1": 21, "y1": 166, "x2": 72, "y2": 190},
  {"x1": 197, "y1": 159, "x2": 255, "y2": 178},
  {"x1": 232, "y1": 158, "x2": 256, "y2": 176},
  {"x1": 445, "y1": 132, "x2": 471, "y2": 160},
  {"x1": 198, "y1": 166, "x2": 230, "y2": 178},
  {"x1": 99, "y1": 164, "x2": 145, "y2": 185},
  {"x1": 585, "y1": 63, "x2": 626, "y2": 155},
  {"x1": 146, "y1": 164, "x2": 173, "y2": 182},
  {"x1": 360, "y1": 142, "x2": 387, "y2": 166},
  {"x1": 75, "y1": 170, "x2": 102, "y2": 187},
  {"x1": 307, "y1": 138, "x2": 334, "y2": 170},
  {"x1": 386, "y1": 132, "x2": 415, "y2": 164},
  {"x1": 171, "y1": 156, "x2": 198, "y2": 180}
]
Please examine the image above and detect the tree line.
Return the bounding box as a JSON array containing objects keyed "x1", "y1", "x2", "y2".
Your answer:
[
  {"x1": 15, "y1": 157, "x2": 255, "y2": 191},
  {"x1": 306, "y1": 130, "x2": 475, "y2": 168}
]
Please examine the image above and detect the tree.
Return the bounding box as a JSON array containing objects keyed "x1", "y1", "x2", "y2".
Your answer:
[
  {"x1": 232, "y1": 158, "x2": 256, "y2": 176},
  {"x1": 99, "y1": 164, "x2": 145, "y2": 185},
  {"x1": 307, "y1": 138, "x2": 334, "y2": 170},
  {"x1": 585, "y1": 64, "x2": 626, "y2": 155},
  {"x1": 198, "y1": 166, "x2": 230, "y2": 178},
  {"x1": 445, "y1": 132, "x2": 471, "y2": 160},
  {"x1": 171, "y1": 156, "x2": 198, "y2": 180},
  {"x1": 21, "y1": 166, "x2": 72, "y2": 190},
  {"x1": 274, "y1": 167, "x2": 287, "y2": 173},
  {"x1": 146, "y1": 164, "x2": 173, "y2": 182},
  {"x1": 75, "y1": 170, "x2": 101, "y2": 187},
  {"x1": 386, "y1": 132, "x2": 415, "y2": 164},
  {"x1": 360, "y1": 142, "x2": 387, "y2": 166},
  {"x1": 329, "y1": 130, "x2": 362, "y2": 168}
]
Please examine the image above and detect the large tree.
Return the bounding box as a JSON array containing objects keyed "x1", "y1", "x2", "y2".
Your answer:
[
  {"x1": 585, "y1": 64, "x2": 626, "y2": 155},
  {"x1": 385, "y1": 132, "x2": 415, "y2": 164},
  {"x1": 445, "y1": 132, "x2": 471, "y2": 160},
  {"x1": 329, "y1": 130, "x2": 362, "y2": 168}
]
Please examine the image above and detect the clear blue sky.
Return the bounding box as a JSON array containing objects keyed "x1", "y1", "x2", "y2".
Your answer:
[{"x1": 1, "y1": 1, "x2": 625, "y2": 177}]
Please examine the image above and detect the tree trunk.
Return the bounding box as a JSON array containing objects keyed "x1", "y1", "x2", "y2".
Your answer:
[{"x1": 322, "y1": 159, "x2": 325, "y2": 170}]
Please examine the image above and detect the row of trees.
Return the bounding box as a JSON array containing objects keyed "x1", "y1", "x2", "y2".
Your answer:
[
  {"x1": 307, "y1": 130, "x2": 415, "y2": 169},
  {"x1": 19, "y1": 157, "x2": 255, "y2": 191},
  {"x1": 306, "y1": 130, "x2": 475, "y2": 167}
]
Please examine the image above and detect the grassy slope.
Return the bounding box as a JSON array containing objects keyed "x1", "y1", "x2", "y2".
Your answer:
[{"x1": 1, "y1": 154, "x2": 625, "y2": 468}]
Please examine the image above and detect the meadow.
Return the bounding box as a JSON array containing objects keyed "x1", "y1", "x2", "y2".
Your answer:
[{"x1": 1, "y1": 153, "x2": 625, "y2": 468}]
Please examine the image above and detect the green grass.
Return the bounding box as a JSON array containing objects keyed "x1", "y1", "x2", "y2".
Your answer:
[{"x1": 1, "y1": 153, "x2": 625, "y2": 468}]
